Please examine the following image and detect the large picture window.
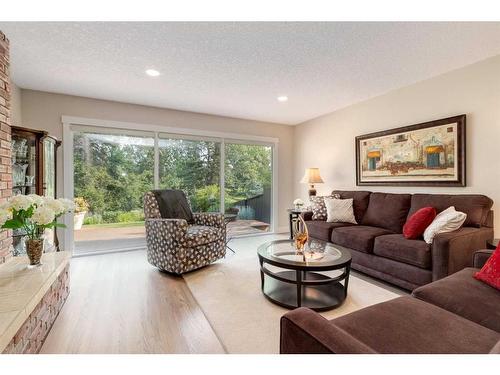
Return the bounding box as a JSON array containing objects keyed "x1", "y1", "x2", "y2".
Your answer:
[
  {"x1": 69, "y1": 123, "x2": 275, "y2": 256},
  {"x1": 158, "y1": 136, "x2": 221, "y2": 212}
]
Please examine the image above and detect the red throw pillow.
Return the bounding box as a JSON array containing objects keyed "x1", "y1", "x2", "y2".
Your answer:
[
  {"x1": 403, "y1": 207, "x2": 437, "y2": 239},
  {"x1": 474, "y1": 244, "x2": 500, "y2": 290}
]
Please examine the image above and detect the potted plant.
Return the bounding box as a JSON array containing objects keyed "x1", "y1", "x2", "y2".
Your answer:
[
  {"x1": 0, "y1": 194, "x2": 74, "y2": 266},
  {"x1": 73, "y1": 197, "x2": 89, "y2": 230}
]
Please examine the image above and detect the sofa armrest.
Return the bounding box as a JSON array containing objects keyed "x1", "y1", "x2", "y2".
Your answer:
[
  {"x1": 145, "y1": 218, "x2": 189, "y2": 243},
  {"x1": 300, "y1": 211, "x2": 314, "y2": 221},
  {"x1": 280, "y1": 307, "x2": 377, "y2": 354},
  {"x1": 432, "y1": 227, "x2": 493, "y2": 280},
  {"x1": 473, "y1": 249, "x2": 494, "y2": 269},
  {"x1": 193, "y1": 212, "x2": 225, "y2": 228}
]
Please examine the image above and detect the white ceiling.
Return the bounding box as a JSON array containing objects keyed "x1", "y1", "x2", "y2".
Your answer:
[{"x1": 2, "y1": 22, "x2": 500, "y2": 125}]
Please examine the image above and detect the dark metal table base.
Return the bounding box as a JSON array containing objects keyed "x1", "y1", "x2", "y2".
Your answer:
[{"x1": 260, "y1": 269, "x2": 350, "y2": 311}]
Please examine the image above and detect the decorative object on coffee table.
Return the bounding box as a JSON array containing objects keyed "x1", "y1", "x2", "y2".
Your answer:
[
  {"x1": 300, "y1": 168, "x2": 324, "y2": 196},
  {"x1": 257, "y1": 239, "x2": 352, "y2": 311},
  {"x1": 355, "y1": 115, "x2": 466, "y2": 186},
  {"x1": 0, "y1": 195, "x2": 74, "y2": 266},
  {"x1": 294, "y1": 215, "x2": 309, "y2": 252}
]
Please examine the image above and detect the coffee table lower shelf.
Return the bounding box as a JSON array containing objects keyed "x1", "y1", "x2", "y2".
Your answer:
[{"x1": 262, "y1": 270, "x2": 348, "y2": 311}]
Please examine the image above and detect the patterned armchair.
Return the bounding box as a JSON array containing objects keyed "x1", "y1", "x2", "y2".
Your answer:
[{"x1": 143, "y1": 191, "x2": 226, "y2": 274}]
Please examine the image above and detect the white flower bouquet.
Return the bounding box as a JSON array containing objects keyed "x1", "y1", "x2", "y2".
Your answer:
[
  {"x1": 293, "y1": 198, "x2": 305, "y2": 210},
  {"x1": 0, "y1": 194, "x2": 75, "y2": 265}
]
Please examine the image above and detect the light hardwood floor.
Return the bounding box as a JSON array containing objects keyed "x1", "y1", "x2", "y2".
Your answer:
[{"x1": 40, "y1": 250, "x2": 225, "y2": 354}]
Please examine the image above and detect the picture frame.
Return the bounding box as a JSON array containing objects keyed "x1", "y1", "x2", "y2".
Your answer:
[{"x1": 355, "y1": 115, "x2": 466, "y2": 186}]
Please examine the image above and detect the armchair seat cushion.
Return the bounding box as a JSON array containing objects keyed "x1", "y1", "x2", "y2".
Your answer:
[
  {"x1": 183, "y1": 225, "x2": 224, "y2": 246},
  {"x1": 412, "y1": 268, "x2": 500, "y2": 332},
  {"x1": 373, "y1": 234, "x2": 431, "y2": 269},
  {"x1": 331, "y1": 226, "x2": 393, "y2": 253}
]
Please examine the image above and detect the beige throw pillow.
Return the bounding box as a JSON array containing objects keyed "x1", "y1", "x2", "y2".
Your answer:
[
  {"x1": 324, "y1": 197, "x2": 357, "y2": 224},
  {"x1": 423, "y1": 206, "x2": 467, "y2": 244}
]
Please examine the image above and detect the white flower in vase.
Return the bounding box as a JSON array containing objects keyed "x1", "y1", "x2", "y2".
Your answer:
[
  {"x1": 58, "y1": 198, "x2": 76, "y2": 212},
  {"x1": 32, "y1": 206, "x2": 56, "y2": 226},
  {"x1": 0, "y1": 209, "x2": 11, "y2": 226},
  {"x1": 9, "y1": 195, "x2": 33, "y2": 211},
  {"x1": 43, "y1": 197, "x2": 66, "y2": 216},
  {"x1": 293, "y1": 198, "x2": 305, "y2": 210},
  {"x1": 27, "y1": 194, "x2": 44, "y2": 206}
]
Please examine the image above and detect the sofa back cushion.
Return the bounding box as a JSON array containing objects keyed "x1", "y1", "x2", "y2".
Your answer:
[
  {"x1": 408, "y1": 194, "x2": 493, "y2": 228},
  {"x1": 361, "y1": 193, "x2": 412, "y2": 233},
  {"x1": 331, "y1": 190, "x2": 371, "y2": 224}
]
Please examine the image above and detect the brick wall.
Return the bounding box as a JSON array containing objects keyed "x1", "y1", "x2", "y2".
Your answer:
[
  {"x1": 2, "y1": 265, "x2": 70, "y2": 354},
  {"x1": 0, "y1": 30, "x2": 12, "y2": 264}
]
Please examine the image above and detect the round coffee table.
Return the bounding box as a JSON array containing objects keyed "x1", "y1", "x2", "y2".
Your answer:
[{"x1": 257, "y1": 239, "x2": 352, "y2": 311}]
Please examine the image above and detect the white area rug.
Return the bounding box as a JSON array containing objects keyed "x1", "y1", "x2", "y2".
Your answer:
[{"x1": 183, "y1": 234, "x2": 403, "y2": 354}]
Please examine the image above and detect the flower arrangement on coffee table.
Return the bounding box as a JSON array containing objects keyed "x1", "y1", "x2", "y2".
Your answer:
[{"x1": 0, "y1": 194, "x2": 75, "y2": 266}]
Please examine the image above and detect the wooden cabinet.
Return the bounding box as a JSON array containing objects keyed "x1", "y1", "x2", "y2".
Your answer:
[{"x1": 11, "y1": 126, "x2": 61, "y2": 255}]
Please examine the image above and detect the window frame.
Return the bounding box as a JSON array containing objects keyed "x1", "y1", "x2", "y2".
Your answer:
[{"x1": 62, "y1": 116, "x2": 279, "y2": 254}]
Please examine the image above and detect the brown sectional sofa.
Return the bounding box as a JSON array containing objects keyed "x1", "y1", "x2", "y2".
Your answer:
[
  {"x1": 280, "y1": 250, "x2": 500, "y2": 354},
  {"x1": 302, "y1": 190, "x2": 494, "y2": 290}
]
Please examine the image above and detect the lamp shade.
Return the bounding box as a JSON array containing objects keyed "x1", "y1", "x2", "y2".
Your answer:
[{"x1": 300, "y1": 168, "x2": 324, "y2": 184}]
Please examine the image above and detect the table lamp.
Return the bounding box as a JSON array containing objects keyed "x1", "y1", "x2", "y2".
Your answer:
[{"x1": 300, "y1": 168, "x2": 324, "y2": 197}]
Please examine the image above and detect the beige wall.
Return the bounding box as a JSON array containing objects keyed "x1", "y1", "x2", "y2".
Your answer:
[
  {"x1": 294, "y1": 55, "x2": 500, "y2": 232},
  {"x1": 20, "y1": 90, "x2": 294, "y2": 230}
]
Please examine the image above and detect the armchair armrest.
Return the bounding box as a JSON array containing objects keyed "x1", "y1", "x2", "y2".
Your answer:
[
  {"x1": 432, "y1": 226, "x2": 493, "y2": 280},
  {"x1": 193, "y1": 212, "x2": 225, "y2": 228},
  {"x1": 280, "y1": 307, "x2": 377, "y2": 354},
  {"x1": 473, "y1": 249, "x2": 494, "y2": 269},
  {"x1": 145, "y1": 218, "x2": 189, "y2": 243},
  {"x1": 300, "y1": 211, "x2": 314, "y2": 221}
]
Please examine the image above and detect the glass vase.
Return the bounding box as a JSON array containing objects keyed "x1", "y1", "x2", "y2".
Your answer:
[{"x1": 26, "y1": 238, "x2": 44, "y2": 266}]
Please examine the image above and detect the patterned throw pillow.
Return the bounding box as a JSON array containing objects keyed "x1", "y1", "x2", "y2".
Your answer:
[
  {"x1": 324, "y1": 197, "x2": 357, "y2": 224},
  {"x1": 310, "y1": 194, "x2": 340, "y2": 221},
  {"x1": 474, "y1": 243, "x2": 500, "y2": 290}
]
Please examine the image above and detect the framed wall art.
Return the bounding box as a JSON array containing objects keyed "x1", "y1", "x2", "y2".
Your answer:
[{"x1": 355, "y1": 115, "x2": 466, "y2": 186}]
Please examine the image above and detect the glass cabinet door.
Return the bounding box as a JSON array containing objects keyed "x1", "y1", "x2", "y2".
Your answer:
[{"x1": 43, "y1": 137, "x2": 56, "y2": 198}]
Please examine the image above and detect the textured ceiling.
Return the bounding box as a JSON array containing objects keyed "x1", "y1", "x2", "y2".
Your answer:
[{"x1": 2, "y1": 22, "x2": 500, "y2": 125}]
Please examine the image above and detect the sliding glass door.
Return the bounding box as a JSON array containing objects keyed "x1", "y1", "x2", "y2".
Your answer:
[
  {"x1": 73, "y1": 130, "x2": 154, "y2": 255},
  {"x1": 224, "y1": 142, "x2": 272, "y2": 235}
]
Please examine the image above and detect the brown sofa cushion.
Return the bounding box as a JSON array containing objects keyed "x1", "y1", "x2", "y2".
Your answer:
[
  {"x1": 331, "y1": 296, "x2": 500, "y2": 353},
  {"x1": 331, "y1": 225, "x2": 393, "y2": 253},
  {"x1": 408, "y1": 194, "x2": 493, "y2": 228},
  {"x1": 361, "y1": 193, "x2": 411, "y2": 233},
  {"x1": 412, "y1": 268, "x2": 500, "y2": 332},
  {"x1": 331, "y1": 190, "x2": 371, "y2": 223},
  {"x1": 306, "y1": 221, "x2": 354, "y2": 242},
  {"x1": 373, "y1": 234, "x2": 431, "y2": 269}
]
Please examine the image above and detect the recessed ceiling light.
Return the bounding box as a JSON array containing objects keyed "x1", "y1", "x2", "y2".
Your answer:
[
  {"x1": 277, "y1": 96, "x2": 288, "y2": 102},
  {"x1": 145, "y1": 69, "x2": 160, "y2": 77}
]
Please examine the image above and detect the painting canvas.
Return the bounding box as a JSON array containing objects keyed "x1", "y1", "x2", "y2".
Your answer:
[{"x1": 356, "y1": 115, "x2": 466, "y2": 186}]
